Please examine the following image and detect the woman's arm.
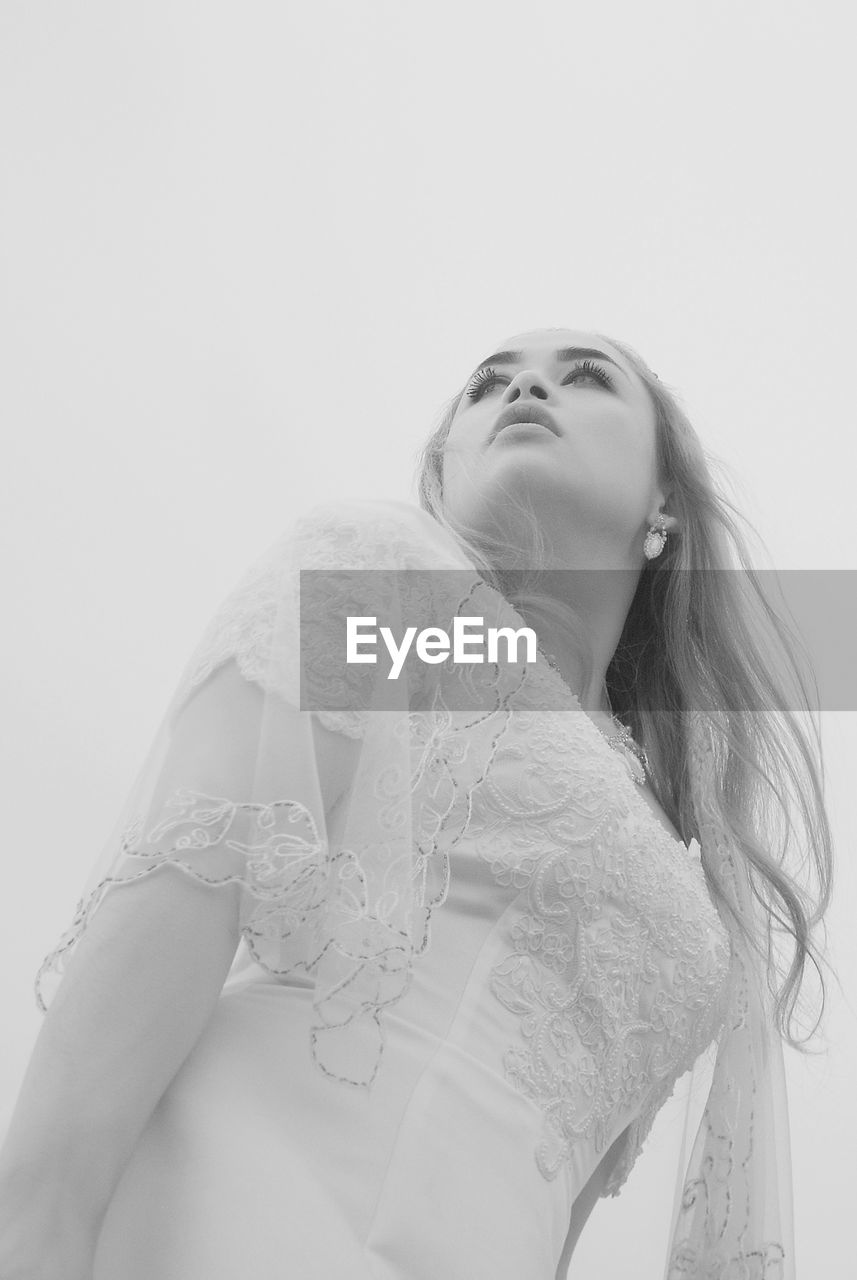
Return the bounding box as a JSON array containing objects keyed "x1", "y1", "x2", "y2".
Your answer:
[
  {"x1": 0, "y1": 864, "x2": 242, "y2": 1264},
  {"x1": 0, "y1": 638, "x2": 362, "y2": 1275}
]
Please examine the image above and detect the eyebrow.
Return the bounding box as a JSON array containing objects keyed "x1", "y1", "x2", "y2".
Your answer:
[{"x1": 470, "y1": 346, "x2": 631, "y2": 384}]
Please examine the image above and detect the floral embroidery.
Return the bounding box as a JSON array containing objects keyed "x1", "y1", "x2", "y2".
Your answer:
[
  {"x1": 455, "y1": 686, "x2": 733, "y2": 1186},
  {"x1": 34, "y1": 499, "x2": 737, "y2": 1207}
]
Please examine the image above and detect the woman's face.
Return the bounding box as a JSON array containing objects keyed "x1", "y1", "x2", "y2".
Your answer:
[{"x1": 442, "y1": 328, "x2": 668, "y2": 566}]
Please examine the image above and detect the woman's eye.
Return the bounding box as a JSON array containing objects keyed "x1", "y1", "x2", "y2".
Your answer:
[
  {"x1": 465, "y1": 359, "x2": 615, "y2": 402},
  {"x1": 465, "y1": 370, "x2": 504, "y2": 399}
]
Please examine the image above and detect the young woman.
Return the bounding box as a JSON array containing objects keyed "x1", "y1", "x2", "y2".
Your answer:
[{"x1": 0, "y1": 327, "x2": 833, "y2": 1278}]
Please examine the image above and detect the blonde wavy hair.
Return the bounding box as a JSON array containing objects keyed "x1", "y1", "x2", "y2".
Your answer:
[{"x1": 412, "y1": 329, "x2": 835, "y2": 1054}]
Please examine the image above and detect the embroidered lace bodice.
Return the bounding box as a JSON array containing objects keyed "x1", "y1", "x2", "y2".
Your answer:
[
  {"x1": 38, "y1": 499, "x2": 738, "y2": 1279},
  {"x1": 187, "y1": 498, "x2": 733, "y2": 1191},
  {"x1": 435, "y1": 695, "x2": 732, "y2": 1191}
]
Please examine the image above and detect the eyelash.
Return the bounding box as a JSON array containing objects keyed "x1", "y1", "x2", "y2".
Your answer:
[{"x1": 464, "y1": 359, "x2": 615, "y2": 401}]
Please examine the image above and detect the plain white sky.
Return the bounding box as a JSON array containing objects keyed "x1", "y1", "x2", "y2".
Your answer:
[{"x1": 1, "y1": 1, "x2": 854, "y2": 1275}]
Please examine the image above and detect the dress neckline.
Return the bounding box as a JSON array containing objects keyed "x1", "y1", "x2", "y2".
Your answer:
[
  {"x1": 465, "y1": 580, "x2": 695, "y2": 859},
  {"x1": 524, "y1": 657, "x2": 693, "y2": 857}
]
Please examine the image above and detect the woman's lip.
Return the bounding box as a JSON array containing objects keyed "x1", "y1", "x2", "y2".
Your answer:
[
  {"x1": 492, "y1": 405, "x2": 560, "y2": 439},
  {"x1": 495, "y1": 421, "x2": 557, "y2": 438}
]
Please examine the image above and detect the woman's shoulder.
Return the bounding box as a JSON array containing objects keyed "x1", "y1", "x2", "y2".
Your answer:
[{"x1": 283, "y1": 496, "x2": 474, "y2": 571}]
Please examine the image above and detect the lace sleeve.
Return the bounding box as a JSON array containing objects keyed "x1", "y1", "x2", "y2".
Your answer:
[
  {"x1": 34, "y1": 496, "x2": 485, "y2": 1091},
  {"x1": 33, "y1": 643, "x2": 330, "y2": 1013},
  {"x1": 176, "y1": 496, "x2": 473, "y2": 738},
  {"x1": 660, "y1": 712, "x2": 795, "y2": 1276}
]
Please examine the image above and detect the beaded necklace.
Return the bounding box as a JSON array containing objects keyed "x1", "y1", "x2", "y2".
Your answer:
[{"x1": 535, "y1": 645, "x2": 651, "y2": 786}]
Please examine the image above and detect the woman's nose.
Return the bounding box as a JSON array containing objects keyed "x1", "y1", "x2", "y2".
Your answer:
[{"x1": 504, "y1": 370, "x2": 549, "y2": 402}]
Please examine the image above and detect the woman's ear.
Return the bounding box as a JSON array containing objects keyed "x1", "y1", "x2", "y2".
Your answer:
[
  {"x1": 648, "y1": 504, "x2": 680, "y2": 536},
  {"x1": 654, "y1": 511, "x2": 680, "y2": 535}
]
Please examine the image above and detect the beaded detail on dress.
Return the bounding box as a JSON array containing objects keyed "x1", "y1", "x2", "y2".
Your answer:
[
  {"x1": 32, "y1": 499, "x2": 735, "y2": 1205},
  {"x1": 447, "y1": 673, "x2": 734, "y2": 1190},
  {"x1": 183, "y1": 502, "x2": 734, "y2": 1190}
]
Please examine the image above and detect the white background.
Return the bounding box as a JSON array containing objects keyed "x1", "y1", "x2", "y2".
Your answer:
[{"x1": 1, "y1": 2, "x2": 854, "y2": 1274}]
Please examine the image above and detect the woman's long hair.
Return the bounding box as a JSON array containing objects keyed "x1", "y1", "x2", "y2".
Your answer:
[{"x1": 412, "y1": 331, "x2": 835, "y2": 1053}]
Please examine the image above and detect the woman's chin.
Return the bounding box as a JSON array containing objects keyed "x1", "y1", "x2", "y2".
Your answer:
[{"x1": 481, "y1": 461, "x2": 580, "y2": 513}]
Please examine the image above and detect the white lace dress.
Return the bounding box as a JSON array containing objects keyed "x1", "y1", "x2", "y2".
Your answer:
[{"x1": 37, "y1": 501, "x2": 735, "y2": 1280}]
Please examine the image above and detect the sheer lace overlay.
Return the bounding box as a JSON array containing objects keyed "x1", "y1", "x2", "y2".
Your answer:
[
  {"x1": 661, "y1": 710, "x2": 794, "y2": 1278},
  {"x1": 34, "y1": 499, "x2": 794, "y2": 1278}
]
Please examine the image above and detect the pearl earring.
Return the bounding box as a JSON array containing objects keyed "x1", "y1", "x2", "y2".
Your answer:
[{"x1": 643, "y1": 513, "x2": 669, "y2": 560}]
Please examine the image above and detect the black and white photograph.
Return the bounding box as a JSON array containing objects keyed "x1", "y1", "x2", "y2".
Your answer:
[{"x1": 0, "y1": 3, "x2": 853, "y2": 1276}]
